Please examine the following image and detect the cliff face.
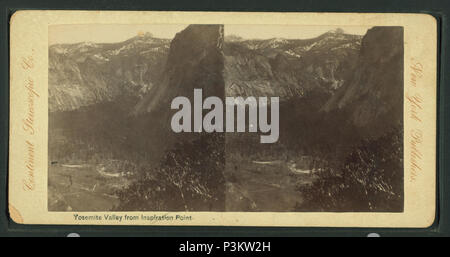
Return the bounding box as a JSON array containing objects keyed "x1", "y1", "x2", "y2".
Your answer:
[
  {"x1": 224, "y1": 30, "x2": 362, "y2": 98},
  {"x1": 133, "y1": 25, "x2": 225, "y2": 115},
  {"x1": 119, "y1": 25, "x2": 226, "y2": 163},
  {"x1": 323, "y1": 27, "x2": 404, "y2": 131},
  {"x1": 48, "y1": 34, "x2": 170, "y2": 112}
]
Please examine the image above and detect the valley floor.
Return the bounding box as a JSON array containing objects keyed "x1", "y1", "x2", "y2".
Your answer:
[
  {"x1": 48, "y1": 159, "x2": 316, "y2": 212},
  {"x1": 48, "y1": 163, "x2": 131, "y2": 211},
  {"x1": 225, "y1": 160, "x2": 315, "y2": 212}
]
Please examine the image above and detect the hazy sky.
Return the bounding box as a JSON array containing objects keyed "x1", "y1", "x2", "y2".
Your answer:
[
  {"x1": 227, "y1": 24, "x2": 370, "y2": 40},
  {"x1": 49, "y1": 24, "x2": 189, "y2": 45},
  {"x1": 49, "y1": 24, "x2": 371, "y2": 45}
]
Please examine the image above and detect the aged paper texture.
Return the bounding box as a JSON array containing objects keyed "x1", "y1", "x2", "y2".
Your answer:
[{"x1": 9, "y1": 11, "x2": 436, "y2": 227}]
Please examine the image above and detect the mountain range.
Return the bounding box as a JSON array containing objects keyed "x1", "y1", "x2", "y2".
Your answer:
[
  {"x1": 49, "y1": 25, "x2": 403, "y2": 147},
  {"x1": 49, "y1": 32, "x2": 169, "y2": 112},
  {"x1": 49, "y1": 27, "x2": 363, "y2": 113},
  {"x1": 224, "y1": 29, "x2": 362, "y2": 98}
]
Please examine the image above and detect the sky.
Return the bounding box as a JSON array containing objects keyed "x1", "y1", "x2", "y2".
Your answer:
[
  {"x1": 49, "y1": 24, "x2": 372, "y2": 45},
  {"x1": 226, "y1": 24, "x2": 370, "y2": 40},
  {"x1": 49, "y1": 24, "x2": 189, "y2": 45}
]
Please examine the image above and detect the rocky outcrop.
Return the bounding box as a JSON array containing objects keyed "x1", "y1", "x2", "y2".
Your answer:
[
  {"x1": 133, "y1": 25, "x2": 225, "y2": 115},
  {"x1": 323, "y1": 27, "x2": 404, "y2": 131}
]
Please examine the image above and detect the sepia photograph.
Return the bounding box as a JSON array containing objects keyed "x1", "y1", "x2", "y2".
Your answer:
[
  {"x1": 0, "y1": 0, "x2": 448, "y2": 243},
  {"x1": 47, "y1": 23, "x2": 404, "y2": 213}
]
